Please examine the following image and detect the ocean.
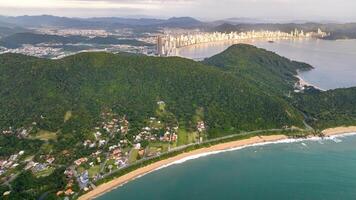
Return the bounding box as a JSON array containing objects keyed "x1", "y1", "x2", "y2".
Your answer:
[
  {"x1": 97, "y1": 39, "x2": 356, "y2": 200},
  {"x1": 97, "y1": 133, "x2": 356, "y2": 200},
  {"x1": 177, "y1": 39, "x2": 356, "y2": 90}
]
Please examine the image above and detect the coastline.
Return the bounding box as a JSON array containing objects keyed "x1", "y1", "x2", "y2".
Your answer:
[
  {"x1": 322, "y1": 126, "x2": 356, "y2": 136},
  {"x1": 79, "y1": 127, "x2": 356, "y2": 200},
  {"x1": 78, "y1": 135, "x2": 288, "y2": 200},
  {"x1": 295, "y1": 74, "x2": 325, "y2": 91}
]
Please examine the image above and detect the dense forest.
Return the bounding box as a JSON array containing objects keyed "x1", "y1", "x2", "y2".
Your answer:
[
  {"x1": 0, "y1": 45, "x2": 306, "y2": 140},
  {"x1": 1, "y1": 44, "x2": 356, "y2": 199},
  {"x1": 292, "y1": 87, "x2": 356, "y2": 130},
  {"x1": 203, "y1": 44, "x2": 313, "y2": 95}
]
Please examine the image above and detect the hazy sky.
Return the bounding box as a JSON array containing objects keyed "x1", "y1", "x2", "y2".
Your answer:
[{"x1": 1, "y1": 0, "x2": 356, "y2": 21}]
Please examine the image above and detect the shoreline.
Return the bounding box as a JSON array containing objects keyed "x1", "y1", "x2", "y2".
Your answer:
[
  {"x1": 322, "y1": 126, "x2": 356, "y2": 136},
  {"x1": 295, "y1": 74, "x2": 325, "y2": 91},
  {"x1": 79, "y1": 127, "x2": 356, "y2": 200}
]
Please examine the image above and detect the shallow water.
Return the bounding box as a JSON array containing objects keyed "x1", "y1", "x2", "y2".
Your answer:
[{"x1": 97, "y1": 133, "x2": 356, "y2": 200}]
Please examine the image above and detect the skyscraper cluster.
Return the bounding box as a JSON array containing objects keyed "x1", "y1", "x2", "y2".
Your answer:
[{"x1": 157, "y1": 29, "x2": 328, "y2": 56}]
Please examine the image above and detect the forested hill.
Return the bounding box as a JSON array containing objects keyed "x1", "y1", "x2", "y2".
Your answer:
[
  {"x1": 2, "y1": 44, "x2": 356, "y2": 199},
  {"x1": 204, "y1": 44, "x2": 356, "y2": 130},
  {"x1": 203, "y1": 44, "x2": 313, "y2": 95},
  {"x1": 292, "y1": 87, "x2": 356, "y2": 130},
  {"x1": 0, "y1": 48, "x2": 305, "y2": 141}
]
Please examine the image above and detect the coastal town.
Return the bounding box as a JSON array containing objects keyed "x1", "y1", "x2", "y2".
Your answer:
[
  {"x1": 157, "y1": 29, "x2": 328, "y2": 56},
  {"x1": 0, "y1": 27, "x2": 157, "y2": 58},
  {"x1": 0, "y1": 100, "x2": 206, "y2": 199},
  {"x1": 1, "y1": 0, "x2": 356, "y2": 199},
  {"x1": 0, "y1": 26, "x2": 328, "y2": 59}
]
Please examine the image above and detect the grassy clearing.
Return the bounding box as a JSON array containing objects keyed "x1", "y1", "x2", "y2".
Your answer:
[
  {"x1": 177, "y1": 128, "x2": 197, "y2": 146},
  {"x1": 77, "y1": 166, "x2": 85, "y2": 174},
  {"x1": 31, "y1": 130, "x2": 57, "y2": 141},
  {"x1": 88, "y1": 165, "x2": 100, "y2": 177},
  {"x1": 34, "y1": 167, "x2": 55, "y2": 178},
  {"x1": 149, "y1": 142, "x2": 171, "y2": 152},
  {"x1": 128, "y1": 149, "x2": 139, "y2": 164},
  {"x1": 64, "y1": 111, "x2": 72, "y2": 122},
  {"x1": 147, "y1": 146, "x2": 161, "y2": 155},
  {"x1": 106, "y1": 159, "x2": 115, "y2": 166}
]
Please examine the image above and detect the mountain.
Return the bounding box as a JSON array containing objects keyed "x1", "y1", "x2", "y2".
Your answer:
[
  {"x1": 293, "y1": 87, "x2": 356, "y2": 129},
  {"x1": 1, "y1": 44, "x2": 356, "y2": 199},
  {"x1": 0, "y1": 32, "x2": 152, "y2": 48},
  {"x1": 0, "y1": 46, "x2": 306, "y2": 140},
  {"x1": 0, "y1": 19, "x2": 30, "y2": 38},
  {"x1": 0, "y1": 32, "x2": 85, "y2": 48},
  {"x1": 0, "y1": 26, "x2": 29, "y2": 39},
  {"x1": 161, "y1": 17, "x2": 205, "y2": 28},
  {"x1": 203, "y1": 44, "x2": 313, "y2": 95},
  {"x1": 87, "y1": 37, "x2": 153, "y2": 46},
  {"x1": 0, "y1": 15, "x2": 85, "y2": 28},
  {"x1": 0, "y1": 15, "x2": 205, "y2": 29},
  {"x1": 212, "y1": 18, "x2": 271, "y2": 26}
]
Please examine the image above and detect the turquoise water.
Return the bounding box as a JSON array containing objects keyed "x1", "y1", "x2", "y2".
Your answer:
[
  {"x1": 177, "y1": 39, "x2": 356, "y2": 90},
  {"x1": 97, "y1": 134, "x2": 356, "y2": 200}
]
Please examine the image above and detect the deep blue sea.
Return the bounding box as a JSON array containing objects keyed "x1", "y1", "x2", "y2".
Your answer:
[{"x1": 97, "y1": 134, "x2": 356, "y2": 200}]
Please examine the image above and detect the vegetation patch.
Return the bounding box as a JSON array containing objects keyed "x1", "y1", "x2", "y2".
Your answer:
[
  {"x1": 31, "y1": 130, "x2": 57, "y2": 141},
  {"x1": 88, "y1": 166, "x2": 100, "y2": 178},
  {"x1": 64, "y1": 111, "x2": 73, "y2": 122},
  {"x1": 34, "y1": 167, "x2": 55, "y2": 178}
]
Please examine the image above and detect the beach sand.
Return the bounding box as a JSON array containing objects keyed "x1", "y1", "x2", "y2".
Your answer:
[
  {"x1": 322, "y1": 126, "x2": 356, "y2": 136},
  {"x1": 79, "y1": 127, "x2": 356, "y2": 200},
  {"x1": 78, "y1": 135, "x2": 287, "y2": 200},
  {"x1": 295, "y1": 75, "x2": 325, "y2": 91}
]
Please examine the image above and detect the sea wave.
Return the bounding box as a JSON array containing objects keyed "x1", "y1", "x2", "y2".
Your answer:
[
  {"x1": 98, "y1": 132, "x2": 356, "y2": 196},
  {"x1": 155, "y1": 132, "x2": 356, "y2": 170}
]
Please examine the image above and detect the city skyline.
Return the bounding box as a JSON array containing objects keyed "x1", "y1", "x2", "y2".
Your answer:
[{"x1": 0, "y1": 0, "x2": 356, "y2": 22}]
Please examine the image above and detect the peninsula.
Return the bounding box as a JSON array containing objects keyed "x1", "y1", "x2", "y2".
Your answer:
[{"x1": 1, "y1": 44, "x2": 356, "y2": 199}]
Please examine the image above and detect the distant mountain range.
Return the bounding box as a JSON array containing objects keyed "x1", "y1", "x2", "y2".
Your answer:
[
  {"x1": 0, "y1": 15, "x2": 206, "y2": 29},
  {"x1": 0, "y1": 15, "x2": 356, "y2": 41},
  {"x1": 0, "y1": 32, "x2": 153, "y2": 48},
  {"x1": 0, "y1": 19, "x2": 29, "y2": 38}
]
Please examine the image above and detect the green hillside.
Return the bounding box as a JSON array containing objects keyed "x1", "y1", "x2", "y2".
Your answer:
[
  {"x1": 293, "y1": 87, "x2": 356, "y2": 130},
  {"x1": 1, "y1": 44, "x2": 356, "y2": 199},
  {"x1": 203, "y1": 44, "x2": 313, "y2": 95},
  {"x1": 0, "y1": 48, "x2": 305, "y2": 141}
]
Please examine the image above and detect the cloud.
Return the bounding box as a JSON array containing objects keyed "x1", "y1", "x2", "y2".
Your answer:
[{"x1": 0, "y1": 0, "x2": 355, "y2": 21}]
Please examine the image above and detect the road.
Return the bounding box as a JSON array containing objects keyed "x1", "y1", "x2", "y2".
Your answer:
[{"x1": 98, "y1": 127, "x2": 306, "y2": 181}]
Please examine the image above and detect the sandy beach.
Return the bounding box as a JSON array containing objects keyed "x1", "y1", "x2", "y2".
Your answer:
[
  {"x1": 79, "y1": 126, "x2": 356, "y2": 200},
  {"x1": 295, "y1": 75, "x2": 325, "y2": 91},
  {"x1": 78, "y1": 134, "x2": 287, "y2": 200},
  {"x1": 322, "y1": 126, "x2": 356, "y2": 136}
]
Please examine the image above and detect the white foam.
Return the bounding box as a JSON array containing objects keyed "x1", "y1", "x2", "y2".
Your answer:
[
  {"x1": 327, "y1": 132, "x2": 356, "y2": 139},
  {"x1": 155, "y1": 132, "x2": 356, "y2": 170},
  {"x1": 97, "y1": 132, "x2": 356, "y2": 195}
]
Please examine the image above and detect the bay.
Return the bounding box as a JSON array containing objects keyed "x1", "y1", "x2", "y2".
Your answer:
[{"x1": 177, "y1": 39, "x2": 356, "y2": 90}]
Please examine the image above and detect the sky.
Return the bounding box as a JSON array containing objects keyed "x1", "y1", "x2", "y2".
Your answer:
[{"x1": 0, "y1": 0, "x2": 356, "y2": 22}]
